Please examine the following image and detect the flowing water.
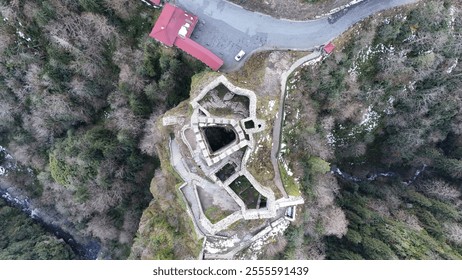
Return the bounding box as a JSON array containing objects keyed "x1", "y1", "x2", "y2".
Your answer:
[
  {"x1": 331, "y1": 164, "x2": 427, "y2": 185},
  {"x1": 1, "y1": 145, "x2": 100, "y2": 259}
]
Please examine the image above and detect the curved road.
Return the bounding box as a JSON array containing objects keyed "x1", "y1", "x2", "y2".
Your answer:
[{"x1": 174, "y1": 0, "x2": 419, "y2": 71}]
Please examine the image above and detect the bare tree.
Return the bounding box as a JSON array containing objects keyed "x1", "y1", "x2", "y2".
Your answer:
[
  {"x1": 0, "y1": 32, "x2": 13, "y2": 54},
  {"x1": 315, "y1": 174, "x2": 339, "y2": 208},
  {"x1": 139, "y1": 113, "x2": 163, "y2": 156},
  {"x1": 393, "y1": 210, "x2": 423, "y2": 231},
  {"x1": 444, "y1": 222, "x2": 462, "y2": 244},
  {"x1": 418, "y1": 179, "x2": 461, "y2": 201},
  {"x1": 86, "y1": 215, "x2": 119, "y2": 242},
  {"x1": 263, "y1": 237, "x2": 288, "y2": 259},
  {"x1": 321, "y1": 206, "x2": 348, "y2": 238}
]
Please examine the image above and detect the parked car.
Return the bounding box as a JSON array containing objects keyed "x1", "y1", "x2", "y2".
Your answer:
[{"x1": 234, "y1": 50, "x2": 246, "y2": 61}]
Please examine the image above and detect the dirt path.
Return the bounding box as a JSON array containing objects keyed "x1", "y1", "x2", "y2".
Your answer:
[{"x1": 270, "y1": 51, "x2": 323, "y2": 198}]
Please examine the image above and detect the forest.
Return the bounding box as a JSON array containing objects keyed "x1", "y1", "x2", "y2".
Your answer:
[
  {"x1": 0, "y1": 199, "x2": 75, "y2": 259},
  {"x1": 281, "y1": 0, "x2": 462, "y2": 259},
  {"x1": 0, "y1": 0, "x2": 205, "y2": 259},
  {"x1": 1, "y1": 0, "x2": 462, "y2": 260}
]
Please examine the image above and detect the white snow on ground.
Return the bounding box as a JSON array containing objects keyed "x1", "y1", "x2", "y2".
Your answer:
[
  {"x1": 327, "y1": 132, "x2": 336, "y2": 145},
  {"x1": 303, "y1": 55, "x2": 323, "y2": 66},
  {"x1": 349, "y1": 44, "x2": 395, "y2": 77},
  {"x1": 384, "y1": 96, "x2": 395, "y2": 115},
  {"x1": 0, "y1": 145, "x2": 17, "y2": 175},
  {"x1": 315, "y1": 0, "x2": 365, "y2": 19},
  {"x1": 447, "y1": 58, "x2": 458, "y2": 74},
  {"x1": 281, "y1": 158, "x2": 293, "y2": 177},
  {"x1": 30, "y1": 209, "x2": 39, "y2": 218},
  {"x1": 326, "y1": 106, "x2": 380, "y2": 146},
  {"x1": 204, "y1": 235, "x2": 241, "y2": 254},
  {"x1": 239, "y1": 219, "x2": 290, "y2": 260},
  {"x1": 449, "y1": 6, "x2": 456, "y2": 30},
  {"x1": 16, "y1": 30, "x2": 31, "y2": 42},
  {"x1": 280, "y1": 142, "x2": 287, "y2": 153},
  {"x1": 268, "y1": 100, "x2": 276, "y2": 111},
  {"x1": 254, "y1": 144, "x2": 263, "y2": 154},
  {"x1": 1, "y1": 146, "x2": 14, "y2": 160},
  {"x1": 359, "y1": 105, "x2": 379, "y2": 132}
]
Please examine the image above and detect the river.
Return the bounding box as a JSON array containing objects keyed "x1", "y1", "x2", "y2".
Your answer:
[
  {"x1": 1, "y1": 146, "x2": 101, "y2": 260},
  {"x1": 0, "y1": 186, "x2": 101, "y2": 259},
  {"x1": 331, "y1": 164, "x2": 427, "y2": 185}
]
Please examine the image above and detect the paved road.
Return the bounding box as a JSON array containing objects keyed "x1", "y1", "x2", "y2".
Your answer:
[{"x1": 173, "y1": 0, "x2": 419, "y2": 71}]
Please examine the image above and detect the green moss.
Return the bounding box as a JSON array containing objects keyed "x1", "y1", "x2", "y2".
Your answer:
[
  {"x1": 278, "y1": 161, "x2": 301, "y2": 196},
  {"x1": 204, "y1": 206, "x2": 231, "y2": 224},
  {"x1": 130, "y1": 118, "x2": 202, "y2": 260},
  {"x1": 307, "y1": 156, "x2": 330, "y2": 175},
  {"x1": 227, "y1": 52, "x2": 269, "y2": 91}
]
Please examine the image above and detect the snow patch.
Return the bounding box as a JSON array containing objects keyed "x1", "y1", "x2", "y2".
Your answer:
[
  {"x1": 449, "y1": 6, "x2": 456, "y2": 30},
  {"x1": 315, "y1": 0, "x2": 365, "y2": 19},
  {"x1": 327, "y1": 132, "x2": 336, "y2": 145},
  {"x1": 447, "y1": 58, "x2": 458, "y2": 74},
  {"x1": 30, "y1": 208, "x2": 39, "y2": 218},
  {"x1": 280, "y1": 157, "x2": 293, "y2": 177},
  {"x1": 349, "y1": 44, "x2": 396, "y2": 77},
  {"x1": 204, "y1": 235, "x2": 241, "y2": 254},
  {"x1": 303, "y1": 55, "x2": 322, "y2": 66},
  {"x1": 384, "y1": 96, "x2": 395, "y2": 115},
  {"x1": 359, "y1": 106, "x2": 379, "y2": 132},
  {"x1": 327, "y1": 106, "x2": 380, "y2": 146},
  {"x1": 268, "y1": 100, "x2": 276, "y2": 111},
  {"x1": 238, "y1": 219, "x2": 290, "y2": 260}
]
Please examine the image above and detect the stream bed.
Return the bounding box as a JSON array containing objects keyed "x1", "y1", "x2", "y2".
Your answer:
[{"x1": 1, "y1": 145, "x2": 101, "y2": 260}]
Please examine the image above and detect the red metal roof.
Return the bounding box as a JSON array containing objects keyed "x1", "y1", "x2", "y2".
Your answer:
[
  {"x1": 150, "y1": 0, "x2": 162, "y2": 6},
  {"x1": 175, "y1": 38, "x2": 224, "y2": 71},
  {"x1": 149, "y1": 3, "x2": 223, "y2": 71},
  {"x1": 150, "y1": 3, "x2": 197, "y2": 46},
  {"x1": 323, "y1": 42, "x2": 335, "y2": 54}
]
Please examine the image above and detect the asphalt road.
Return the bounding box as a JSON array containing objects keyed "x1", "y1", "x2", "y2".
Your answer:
[{"x1": 173, "y1": 0, "x2": 420, "y2": 71}]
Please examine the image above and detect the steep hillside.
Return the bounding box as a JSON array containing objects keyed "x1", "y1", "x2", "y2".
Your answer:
[
  {"x1": 282, "y1": 0, "x2": 462, "y2": 259},
  {"x1": 0, "y1": 0, "x2": 204, "y2": 258}
]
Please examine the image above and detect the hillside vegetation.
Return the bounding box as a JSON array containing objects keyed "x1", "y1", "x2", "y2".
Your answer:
[
  {"x1": 0, "y1": 0, "x2": 204, "y2": 258},
  {"x1": 281, "y1": 0, "x2": 462, "y2": 259},
  {"x1": 0, "y1": 199, "x2": 75, "y2": 260}
]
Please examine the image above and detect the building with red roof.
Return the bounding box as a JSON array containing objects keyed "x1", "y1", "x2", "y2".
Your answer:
[
  {"x1": 323, "y1": 42, "x2": 335, "y2": 54},
  {"x1": 149, "y1": 3, "x2": 224, "y2": 71}
]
